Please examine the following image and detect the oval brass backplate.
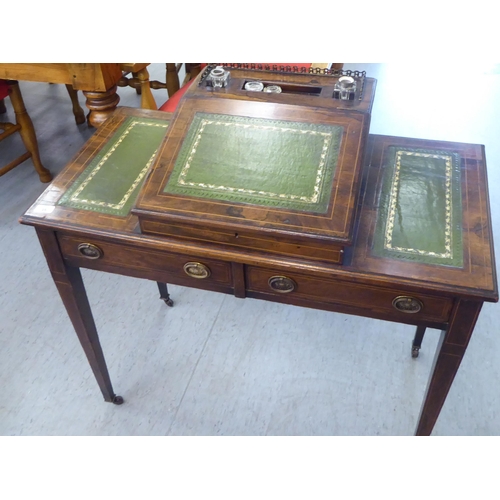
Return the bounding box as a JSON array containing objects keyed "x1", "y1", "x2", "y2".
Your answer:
[
  {"x1": 392, "y1": 296, "x2": 423, "y2": 314},
  {"x1": 268, "y1": 276, "x2": 296, "y2": 294},
  {"x1": 77, "y1": 243, "x2": 103, "y2": 260},
  {"x1": 183, "y1": 262, "x2": 211, "y2": 279}
]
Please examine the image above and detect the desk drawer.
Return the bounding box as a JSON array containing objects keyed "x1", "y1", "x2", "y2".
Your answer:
[
  {"x1": 57, "y1": 234, "x2": 233, "y2": 288},
  {"x1": 245, "y1": 265, "x2": 453, "y2": 323}
]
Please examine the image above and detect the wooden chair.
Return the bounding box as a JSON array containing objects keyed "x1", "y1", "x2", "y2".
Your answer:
[
  {"x1": 121, "y1": 64, "x2": 202, "y2": 99},
  {"x1": 163, "y1": 63, "x2": 203, "y2": 97},
  {"x1": 0, "y1": 79, "x2": 52, "y2": 182},
  {"x1": 116, "y1": 63, "x2": 158, "y2": 110}
]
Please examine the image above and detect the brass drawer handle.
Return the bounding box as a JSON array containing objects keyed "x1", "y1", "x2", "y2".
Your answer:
[
  {"x1": 392, "y1": 296, "x2": 423, "y2": 314},
  {"x1": 183, "y1": 262, "x2": 211, "y2": 279},
  {"x1": 77, "y1": 243, "x2": 103, "y2": 260},
  {"x1": 268, "y1": 275, "x2": 296, "y2": 294}
]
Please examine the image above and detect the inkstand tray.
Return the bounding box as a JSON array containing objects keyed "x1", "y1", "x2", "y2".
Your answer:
[{"x1": 134, "y1": 68, "x2": 375, "y2": 264}]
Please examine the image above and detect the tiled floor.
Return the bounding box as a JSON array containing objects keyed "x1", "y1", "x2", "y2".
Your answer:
[{"x1": 1, "y1": 63, "x2": 499, "y2": 435}]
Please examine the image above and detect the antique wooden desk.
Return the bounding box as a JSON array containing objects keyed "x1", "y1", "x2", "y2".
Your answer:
[
  {"x1": 20, "y1": 66, "x2": 498, "y2": 435},
  {"x1": 0, "y1": 63, "x2": 156, "y2": 127}
]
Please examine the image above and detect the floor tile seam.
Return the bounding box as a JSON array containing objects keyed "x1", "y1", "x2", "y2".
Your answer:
[{"x1": 165, "y1": 295, "x2": 227, "y2": 435}]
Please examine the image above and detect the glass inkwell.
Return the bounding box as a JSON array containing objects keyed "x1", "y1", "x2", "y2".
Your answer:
[
  {"x1": 206, "y1": 66, "x2": 231, "y2": 89},
  {"x1": 333, "y1": 76, "x2": 357, "y2": 101}
]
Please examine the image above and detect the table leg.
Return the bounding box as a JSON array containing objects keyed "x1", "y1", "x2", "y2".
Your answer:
[
  {"x1": 136, "y1": 67, "x2": 157, "y2": 110},
  {"x1": 82, "y1": 85, "x2": 120, "y2": 128},
  {"x1": 64, "y1": 84, "x2": 86, "y2": 125},
  {"x1": 157, "y1": 282, "x2": 174, "y2": 307},
  {"x1": 36, "y1": 228, "x2": 123, "y2": 405},
  {"x1": 165, "y1": 63, "x2": 181, "y2": 98},
  {"x1": 9, "y1": 81, "x2": 52, "y2": 183},
  {"x1": 132, "y1": 72, "x2": 141, "y2": 95},
  {"x1": 411, "y1": 325, "x2": 426, "y2": 358},
  {"x1": 415, "y1": 299, "x2": 482, "y2": 435}
]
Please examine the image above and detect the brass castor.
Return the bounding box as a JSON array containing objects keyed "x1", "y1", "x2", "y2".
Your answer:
[
  {"x1": 163, "y1": 297, "x2": 174, "y2": 307},
  {"x1": 411, "y1": 346, "x2": 420, "y2": 358},
  {"x1": 112, "y1": 395, "x2": 124, "y2": 405}
]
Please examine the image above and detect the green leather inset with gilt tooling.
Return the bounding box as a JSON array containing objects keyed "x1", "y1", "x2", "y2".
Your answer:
[
  {"x1": 163, "y1": 112, "x2": 343, "y2": 213},
  {"x1": 373, "y1": 146, "x2": 463, "y2": 267},
  {"x1": 59, "y1": 117, "x2": 169, "y2": 216}
]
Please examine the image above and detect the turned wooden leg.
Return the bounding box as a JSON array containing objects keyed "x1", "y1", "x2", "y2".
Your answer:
[
  {"x1": 415, "y1": 300, "x2": 482, "y2": 435},
  {"x1": 36, "y1": 228, "x2": 123, "y2": 405},
  {"x1": 65, "y1": 84, "x2": 86, "y2": 125},
  {"x1": 411, "y1": 325, "x2": 426, "y2": 358},
  {"x1": 9, "y1": 81, "x2": 52, "y2": 182},
  {"x1": 157, "y1": 282, "x2": 174, "y2": 307},
  {"x1": 83, "y1": 85, "x2": 120, "y2": 128},
  {"x1": 185, "y1": 63, "x2": 202, "y2": 81},
  {"x1": 136, "y1": 67, "x2": 157, "y2": 110},
  {"x1": 165, "y1": 63, "x2": 181, "y2": 98},
  {"x1": 132, "y1": 72, "x2": 141, "y2": 95}
]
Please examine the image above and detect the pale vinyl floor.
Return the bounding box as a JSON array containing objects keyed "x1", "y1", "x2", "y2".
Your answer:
[{"x1": 1, "y1": 63, "x2": 499, "y2": 436}]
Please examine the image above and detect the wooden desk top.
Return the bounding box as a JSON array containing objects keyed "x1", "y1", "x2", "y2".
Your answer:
[{"x1": 20, "y1": 107, "x2": 498, "y2": 304}]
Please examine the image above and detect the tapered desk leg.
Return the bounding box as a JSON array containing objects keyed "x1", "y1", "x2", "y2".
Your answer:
[
  {"x1": 36, "y1": 228, "x2": 123, "y2": 405},
  {"x1": 412, "y1": 326, "x2": 426, "y2": 358},
  {"x1": 157, "y1": 282, "x2": 174, "y2": 307},
  {"x1": 415, "y1": 300, "x2": 482, "y2": 435}
]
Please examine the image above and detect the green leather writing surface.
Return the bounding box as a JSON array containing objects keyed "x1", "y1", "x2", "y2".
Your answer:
[
  {"x1": 164, "y1": 113, "x2": 343, "y2": 213},
  {"x1": 373, "y1": 147, "x2": 463, "y2": 267},
  {"x1": 59, "y1": 117, "x2": 169, "y2": 216}
]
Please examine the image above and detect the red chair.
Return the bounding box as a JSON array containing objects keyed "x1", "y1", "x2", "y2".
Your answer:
[{"x1": 0, "y1": 80, "x2": 51, "y2": 182}]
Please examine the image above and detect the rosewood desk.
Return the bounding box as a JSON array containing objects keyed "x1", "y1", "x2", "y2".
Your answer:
[{"x1": 20, "y1": 69, "x2": 498, "y2": 435}]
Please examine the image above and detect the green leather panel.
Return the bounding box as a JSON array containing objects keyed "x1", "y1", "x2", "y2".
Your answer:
[
  {"x1": 59, "y1": 117, "x2": 169, "y2": 216},
  {"x1": 164, "y1": 113, "x2": 343, "y2": 213},
  {"x1": 373, "y1": 146, "x2": 463, "y2": 267}
]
